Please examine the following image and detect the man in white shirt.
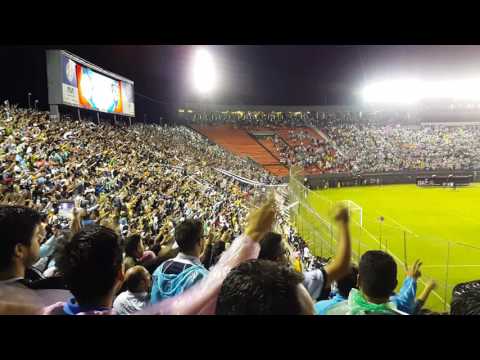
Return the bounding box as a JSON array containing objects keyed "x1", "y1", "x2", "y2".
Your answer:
[{"x1": 113, "y1": 266, "x2": 151, "y2": 315}]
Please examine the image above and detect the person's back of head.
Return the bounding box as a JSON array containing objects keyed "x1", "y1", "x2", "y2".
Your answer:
[
  {"x1": 216, "y1": 259, "x2": 314, "y2": 315},
  {"x1": 336, "y1": 265, "x2": 359, "y2": 298},
  {"x1": 358, "y1": 251, "x2": 397, "y2": 302},
  {"x1": 124, "y1": 265, "x2": 150, "y2": 294},
  {"x1": 450, "y1": 280, "x2": 480, "y2": 315},
  {"x1": 0, "y1": 205, "x2": 43, "y2": 276},
  {"x1": 258, "y1": 232, "x2": 286, "y2": 264},
  {"x1": 175, "y1": 219, "x2": 203, "y2": 256},
  {"x1": 55, "y1": 224, "x2": 123, "y2": 306},
  {"x1": 124, "y1": 234, "x2": 143, "y2": 259}
]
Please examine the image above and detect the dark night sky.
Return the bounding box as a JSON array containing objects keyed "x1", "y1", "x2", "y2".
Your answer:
[{"x1": 1, "y1": 45, "x2": 480, "y2": 122}]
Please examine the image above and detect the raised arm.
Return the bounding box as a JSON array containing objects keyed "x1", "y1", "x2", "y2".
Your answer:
[
  {"x1": 138, "y1": 197, "x2": 276, "y2": 315},
  {"x1": 70, "y1": 208, "x2": 83, "y2": 235},
  {"x1": 413, "y1": 279, "x2": 436, "y2": 314},
  {"x1": 391, "y1": 259, "x2": 422, "y2": 314},
  {"x1": 323, "y1": 207, "x2": 352, "y2": 287}
]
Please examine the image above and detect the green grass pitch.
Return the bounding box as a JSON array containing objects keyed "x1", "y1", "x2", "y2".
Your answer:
[{"x1": 302, "y1": 183, "x2": 480, "y2": 312}]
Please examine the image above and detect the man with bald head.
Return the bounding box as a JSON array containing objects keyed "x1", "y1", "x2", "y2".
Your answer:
[{"x1": 113, "y1": 265, "x2": 151, "y2": 315}]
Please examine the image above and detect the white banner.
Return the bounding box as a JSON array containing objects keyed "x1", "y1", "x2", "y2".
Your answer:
[{"x1": 62, "y1": 84, "x2": 79, "y2": 106}]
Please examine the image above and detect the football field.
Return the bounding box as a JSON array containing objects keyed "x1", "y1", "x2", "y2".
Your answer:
[{"x1": 302, "y1": 183, "x2": 480, "y2": 312}]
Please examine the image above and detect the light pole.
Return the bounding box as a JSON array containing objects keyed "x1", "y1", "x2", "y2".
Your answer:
[
  {"x1": 28, "y1": 93, "x2": 32, "y2": 109},
  {"x1": 34, "y1": 99, "x2": 38, "y2": 111}
]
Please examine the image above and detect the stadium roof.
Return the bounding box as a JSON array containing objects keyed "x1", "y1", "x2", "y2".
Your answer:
[{"x1": 179, "y1": 104, "x2": 363, "y2": 113}]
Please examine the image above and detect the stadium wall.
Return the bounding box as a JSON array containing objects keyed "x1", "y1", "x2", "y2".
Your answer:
[{"x1": 304, "y1": 169, "x2": 478, "y2": 189}]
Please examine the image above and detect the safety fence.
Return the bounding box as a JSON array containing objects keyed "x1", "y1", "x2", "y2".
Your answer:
[{"x1": 288, "y1": 167, "x2": 480, "y2": 313}]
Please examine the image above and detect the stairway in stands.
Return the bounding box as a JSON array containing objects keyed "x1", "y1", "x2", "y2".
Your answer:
[
  {"x1": 191, "y1": 125, "x2": 289, "y2": 177},
  {"x1": 275, "y1": 127, "x2": 324, "y2": 147},
  {"x1": 257, "y1": 137, "x2": 282, "y2": 159}
]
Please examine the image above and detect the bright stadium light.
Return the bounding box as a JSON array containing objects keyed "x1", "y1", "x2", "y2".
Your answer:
[
  {"x1": 192, "y1": 48, "x2": 216, "y2": 95},
  {"x1": 362, "y1": 77, "x2": 480, "y2": 104},
  {"x1": 444, "y1": 79, "x2": 480, "y2": 101},
  {"x1": 361, "y1": 79, "x2": 423, "y2": 104}
]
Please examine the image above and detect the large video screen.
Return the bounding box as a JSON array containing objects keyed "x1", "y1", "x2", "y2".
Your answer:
[{"x1": 59, "y1": 52, "x2": 135, "y2": 116}]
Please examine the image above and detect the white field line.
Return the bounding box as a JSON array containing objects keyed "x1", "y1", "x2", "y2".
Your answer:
[
  {"x1": 445, "y1": 207, "x2": 480, "y2": 227},
  {"x1": 307, "y1": 193, "x2": 449, "y2": 307},
  {"x1": 373, "y1": 210, "x2": 419, "y2": 237},
  {"x1": 307, "y1": 189, "x2": 448, "y2": 308},
  {"x1": 343, "y1": 216, "x2": 449, "y2": 308},
  {"x1": 299, "y1": 183, "x2": 450, "y2": 308}
]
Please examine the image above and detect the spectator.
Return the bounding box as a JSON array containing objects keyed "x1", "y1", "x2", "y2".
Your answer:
[
  {"x1": 123, "y1": 234, "x2": 145, "y2": 272},
  {"x1": 258, "y1": 232, "x2": 289, "y2": 264},
  {"x1": 139, "y1": 196, "x2": 276, "y2": 315},
  {"x1": 44, "y1": 224, "x2": 123, "y2": 315},
  {"x1": 42, "y1": 196, "x2": 275, "y2": 315},
  {"x1": 113, "y1": 265, "x2": 150, "y2": 315},
  {"x1": 326, "y1": 251, "x2": 407, "y2": 315},
  {"x1": 389, "y1": 259, "x2": 422, "y2": 314},
  {"x1": 413, "y1": 279, "x2": 437, "y2": 314},
  {"x1": 0, "y1": 205, "x2": 44, "y2": 287},
  {"x1": 150, "y1": 219, "x2": 209, "y2": 304},
  {"x1": 315, "y1": 265, "x2": 358, "y2": 315},
  {"x1": 258, "y1": 207, "x2": 351, "y2": 302},
  {"x1": 216, "y1": 259, "x2": 315, "y2": 315}
]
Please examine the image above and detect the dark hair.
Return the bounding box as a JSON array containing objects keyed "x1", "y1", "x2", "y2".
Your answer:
[
  {"x1": 55, "y1": 224, "x2": 123, "y2": 305},
  {"x1": 125, "y1": 266, "x2": 149, "y2": 293},
  {"x1": 358, "y1": 251, "x2": 397, "y2": 299},
  {"x1": 336, "y1": 266, "x2": 359, "y2": 298},
  {"x1": 216, "y1": 259, "x2": 305, "y2": 315},
  {"x1": 175, "y1": 219, "x2": 203, "y2": 253},
  {"x1": 125, "y1": 234, "x2": 142, "y2": 258},
  {"x1": 210, "y1": 241, "x2": 226, "y2": 267},
  {"x1": 0, "y1": 205, "x2": 42, "y2": 271},
  {"x1": 258, "y1": 232, "x2": 283, "y2": 261},
  {"x1": 450, "y1": 280, "x2": 480, "y2": 315},
  {"x1": 40, "y1": 213, "x2": 48, "y2": 223}
]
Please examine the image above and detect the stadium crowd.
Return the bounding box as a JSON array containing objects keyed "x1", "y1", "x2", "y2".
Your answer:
[
  {"x1": 182, "y1": 110, "x2": 480, "y2": 174},
  {"x1": 272, "y1": 131, "x2": 341, "y2": 172},
  {"x1": 0, "y1": 104, "x2": 478, "y2": 315},
  {"x1": 322, "y1": 116, "x2": 480, "y2": 173}
]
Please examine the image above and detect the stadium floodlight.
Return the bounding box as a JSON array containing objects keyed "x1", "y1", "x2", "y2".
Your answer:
[
  {"x1": 192, "y1": 48, "x2": 217, "y2": 95},
  {"x1": 423, "y1": 79, "x2": 480, "y2": 101},
  {"x1": 362, "y1": 78, "x2": 480, "y2": 104},
  {"x1": 361, "y1": 79, "x2": 423, "y2": 105}
]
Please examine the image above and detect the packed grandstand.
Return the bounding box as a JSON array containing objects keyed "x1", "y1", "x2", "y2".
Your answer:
[
  {"x1": 181, "y1": 109, "x2": 480, "y2": 175},
  {"x1": 0, "y1": 102, "x2": 479, "y2": 315}
]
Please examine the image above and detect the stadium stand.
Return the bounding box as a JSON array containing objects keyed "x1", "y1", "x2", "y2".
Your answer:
[
  {"x1": 191, "y1": 125, "x2": 289, "y2": 176},
  {"x1": 183, "y1": 110, "x2": 480, "y2": 175},
  {"x1": 0, "y1": 103, "x2": 475, "y2": 315}
]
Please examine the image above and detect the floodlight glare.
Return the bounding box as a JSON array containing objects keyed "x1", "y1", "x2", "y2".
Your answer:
[
  {"x1": 192, "y1": 48, "x2": 216, "y2": 95},
  {"x1": 362, "y1": 79, "x2": 423, "y2": 104},
  {"x1": 362, "y1": 78, "x2": 480, "y2": 104}
]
